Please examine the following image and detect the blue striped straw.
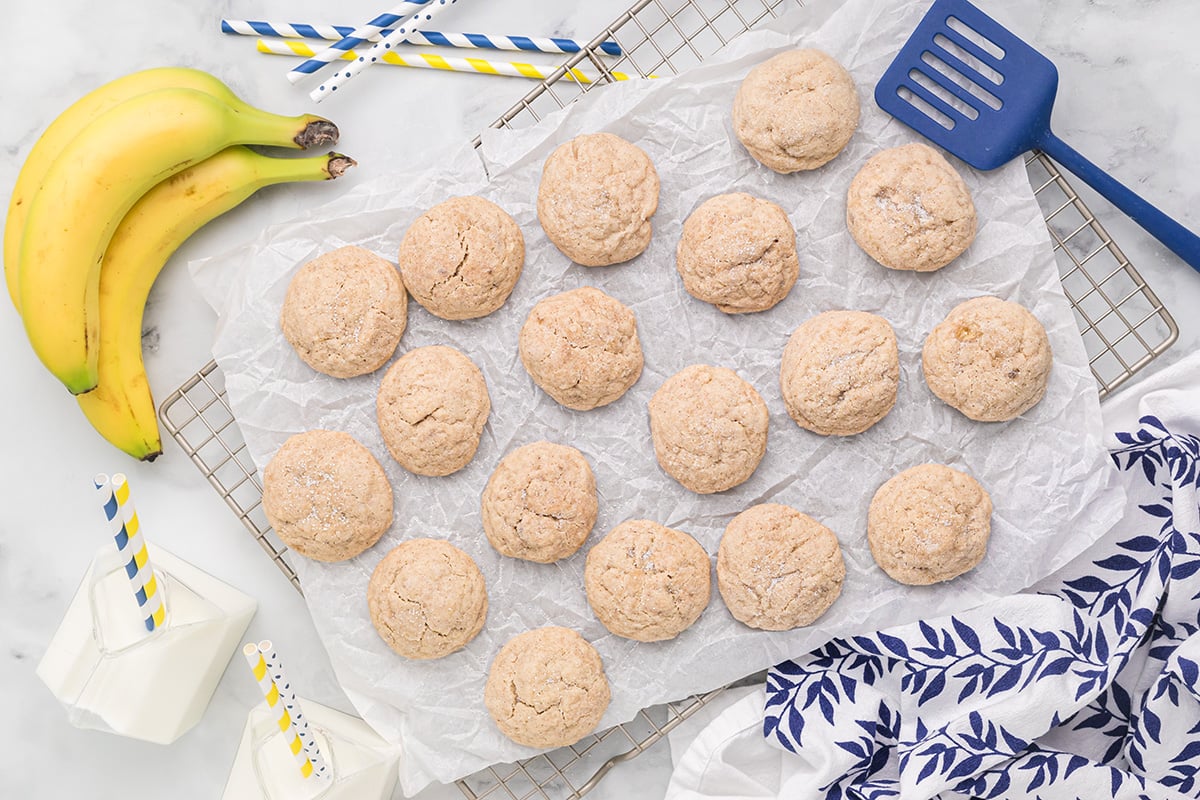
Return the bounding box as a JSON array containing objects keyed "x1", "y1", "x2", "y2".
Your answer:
[
  {"x1": 285, "y1": 0, "x2": 432, "y2": 84},
  {"x1": 311, "y1": 0, "x2": 459, "y2": 102},
  {"x1": 95, "y1": 473, "x2": 165, "y2": 632},
  {"x1": 221, "y1": 19, "x2": 622, "y2": 56}
]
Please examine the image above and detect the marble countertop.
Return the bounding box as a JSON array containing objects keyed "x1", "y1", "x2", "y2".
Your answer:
[{"x1": 3, "y1": 1, "x2": 1199, "y2": 798}]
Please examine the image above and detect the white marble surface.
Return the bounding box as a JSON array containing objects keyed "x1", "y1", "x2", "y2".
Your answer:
[{"x1": 2, "y1": 1, "x2": 1199, "y2": 798}]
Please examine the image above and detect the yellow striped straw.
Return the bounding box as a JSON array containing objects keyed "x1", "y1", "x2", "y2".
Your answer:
[
  {"x1": 95, "y1": 473, "x2": 165, "y2": 632},
  {"x1": 243, "y1": 643, "x2": 322, "y2": 781},
  {"x1": 258, "y1": 640, "x2": 329, "y2": 780},
  {"x1": 256, "y1": 37, "x2": 652, "y2": 84}
]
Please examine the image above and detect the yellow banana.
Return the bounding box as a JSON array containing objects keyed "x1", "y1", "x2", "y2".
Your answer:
[
  {"x1": 77, "y1": 146, "x2": 357, "y2": 460},
  {"x1": 4, "y1": 66, "x2": 324, "y2": 313},
  {"x1": 18, "y1": 86, "x2": 339, "y2": 394}
]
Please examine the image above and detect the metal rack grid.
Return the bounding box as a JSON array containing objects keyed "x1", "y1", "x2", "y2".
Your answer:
[{"x1": 161, "y1": 0, "x2": 1177, "y2": 797}]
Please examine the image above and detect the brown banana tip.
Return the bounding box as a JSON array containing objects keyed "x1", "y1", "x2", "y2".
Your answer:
[
  {"x1": 295, "y1": 119, "x2": 339, "y2": 149},
  {"x1": 142, "y1": 450, "x2": 162, "y2": 463},
  {"x1": 327, "y1": 154, "x2": 357, "y2": 179}
]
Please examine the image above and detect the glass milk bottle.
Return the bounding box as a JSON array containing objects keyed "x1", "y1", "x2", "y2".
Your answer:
[{"x1": 36, "y1": 543, "x2": 256, "y2": 744}]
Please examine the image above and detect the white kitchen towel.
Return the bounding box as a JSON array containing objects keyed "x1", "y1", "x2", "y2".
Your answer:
[{"x1": 667, "y1": 351, "x2": 1200, "y2": 799}]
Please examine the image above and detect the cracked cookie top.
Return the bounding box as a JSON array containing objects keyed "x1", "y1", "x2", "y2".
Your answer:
[
  {"x1": 368, "y1": 538, "x2": 488, "y2": 660},
  {"x1": 676, "y1": 192, "x2": 800, "y2": 314},
  {"x1": 376, "y1": 345, "x2": 491, "y2": 476},
  {"x1": 481, "y1": 441, "x2": 598, "y2": 563},
  {"x1": 484, "y1": 626, "x2": 610, "y2": 748},
  {"x1": 518, "y1": 286, "x2": 643, "y2": 411},
  {"x1": 922, "y1": 296, "x2": 1053, "y2": 422},
  {"x1": 780, "y1": 310, "x2": 899, "y2": 436},
  {"x1": 732, "y1": 48, "x2": 860, "y2": 174},
  {"x1": 537, "y1": 132, "x2": 660, "y2": 267},
  {"x1": 397, "y1": 195, "x2": 525, "y2": 321},
  {"x1": 262, "y1": 429, "x2": 393, "y2": 563},
  {"x1": 648, "y1": 364, "x2": 769, "y2": 494},
  {"x1": 280, "y1": 245, "x2": 407, "y2": 378},
  {"x1": 717, "y1": 503, "x2": 845, "y2": 631},
  {"x1": 584, "y1": 519, "x2": 711, "y2": 642},
  {"x1": 846, "y1": 142, "x2": 977, "y2": 272}
]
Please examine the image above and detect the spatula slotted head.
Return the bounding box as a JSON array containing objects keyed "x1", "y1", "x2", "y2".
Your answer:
[{"x1": 875, "y1": 0, "x2": 1060, "y2": 170}]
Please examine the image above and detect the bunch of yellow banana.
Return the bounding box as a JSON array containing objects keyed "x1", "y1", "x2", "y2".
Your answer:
[{"x1": 5, "y1": 66, "x2": 356, "y2": 460}]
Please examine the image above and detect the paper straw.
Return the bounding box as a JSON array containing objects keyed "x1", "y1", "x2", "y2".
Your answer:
[
  {"x1": 243, "y1": 643, "x2": 323, "y2": 781},
  {"x1": 222, "y1": 19, "x2": 622, "y2": 56},
  {"x1": 258, "y1": 640, "x2": 330, "y2": 781},
  {"x1": 310, "y1": 0, "x2": 459, "y2": 102},
  {"x1": 259, "y1": 38, "x2": 645, "y2": 84},
  {"x1": 95, "y1": 473, "x2": 165, "y2": 632},
  {"x1": 285, "y1": 0, "x2": 432, "y2": 84}
]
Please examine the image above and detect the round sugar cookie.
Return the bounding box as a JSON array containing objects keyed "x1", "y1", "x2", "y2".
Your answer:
[
  {"x1": 367, "y1": 538, "x2": 487, "y2": 660},
  {"x1": 676, "y1": 192, "x2": 799, "y2": 314},
  {"x1": 732, "y1": 49, "x2": 860, "y2": 173},
  {"x1": 280, "y1": 245, "x2": 406, "y2": 378},
  {"x1": 537, "y1": 132, "x2": 660, "y2": 266},
  {"x1": 481, "y1": 441, "x2": 598, "y2": 563},
  {"x1": 717, "y1": 504, "x2": 845, "y2": 630},
  {"x1": 780, "y1": 310, "x2": 899, "y2": 436},
  {"x1": 518, "y1": 287, "x2": 643, "y2": 411},
  {"x1": 261, "y1": 429, "x2": 393, "y2": 562},
  {"x1": 922, "y1": 296, "x2": 1052, "y2": 422},
  {"x1": 648, "y1": 365, "x2": 769, "y2": 494},
  {"x1": 397, "y1": 195, "x2": 525, "y2": 320},
  {"x1": 868, "y1": 463, "x2": 993, "y2": 585},
  {"x1": 485, "y1": 627, "x2": 610, "y2": 748},
  {"x1": 376, "y1": 345, "x2": 491, "y2": 476},
  {"x1": 846, "y1": 142, "x2": 977, "y2": 272},
  {"x1": 584, "y1": 519, "x2": 711, "y2": 642}
]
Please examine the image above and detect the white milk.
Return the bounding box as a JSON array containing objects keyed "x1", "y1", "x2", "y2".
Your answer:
[
  {"x1": 37, "y1": 544, "x2": 256, "y2": 744},
  {"x1": 222, "y1": 698, "x2": 400, "y2": 800}
]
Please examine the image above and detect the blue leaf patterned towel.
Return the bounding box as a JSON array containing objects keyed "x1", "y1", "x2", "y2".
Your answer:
[{"x1": 764, "y1": 371, "x2": 1200, "y2": 799}]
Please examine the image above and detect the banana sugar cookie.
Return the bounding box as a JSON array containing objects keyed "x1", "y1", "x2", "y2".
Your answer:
[
  {"x1": 485, "y1": 627, "x2": 610, "y2": 748},
  {"x1": 367, "y1": 538, "x2": 488, "y2": 660},
  {"x1": 261, "y1": 429, "x2": 393, "y2": 562},
  {"x1": 280, "y1": 245, "x2": 407, "y2": 378}
]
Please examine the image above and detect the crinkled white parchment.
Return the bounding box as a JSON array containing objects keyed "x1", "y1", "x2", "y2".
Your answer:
[{"x1": 190, "y1": 0, "x2": 1126, "y2": 792}]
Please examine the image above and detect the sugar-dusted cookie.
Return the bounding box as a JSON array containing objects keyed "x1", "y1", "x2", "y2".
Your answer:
[
  {"x1": 485, "y1": 627, "x2": 610, "y2": 748},
  {"x1": 262, "y1": 429, "x2": 393, "y2": 562},
  {"x1": 481, "y1": 441, "x2": 598, "y2": 563},
  {"x1": 780, "y1": 310, "x2": 899, "y2": 436},
  {"x1": 922, "y1": 296, "x2": 1052, "y2": 422},
  {"x1": 280, "y1": 245, "x2": 406, "y2": 378},
  {"x1": 397, "y1": 196, "x2": 524, "y2": 320},
  {"x1": 519, "y1": 287, "x2": 643, "y2": 411},
  {"x1": 847, "y1": 142, "x2": 977, "y2": 272},
  {"x1": 732, "y1": 49, "x2": 860, "y2": 173},
  {"x1": 584, "y1": 520, "x2": 711, "y2": 642},
  {"x1": 717, "y1": 504, "x2": 845, "y2": 630},
  {"x1": 648, "y1": 365, "x2": 769, "y2": 494},
  {"x1": 377, "y1": 345, "x2": 490, "y2": 476},
  {"x1": 537, "y1": 132, "x2": 659, "y2": 266},
  {"x1": 676, "y1": 192, "x2": 799, "y2": 314},
  {"x1": 868, "y1": 463, "x2": 993, "y2": 585},
  {"x1": 367, "y1": 538, "x2": 487, "y2": 660}
]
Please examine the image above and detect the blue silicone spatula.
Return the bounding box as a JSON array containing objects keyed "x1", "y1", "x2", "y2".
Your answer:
[{"x1": 875, "y1": 0, "x2": 1200, "y2": 272}]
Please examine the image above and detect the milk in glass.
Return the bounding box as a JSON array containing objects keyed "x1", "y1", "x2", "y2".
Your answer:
[{"x1": 37, "y1": 544, "x2": 256, "y2": 744}]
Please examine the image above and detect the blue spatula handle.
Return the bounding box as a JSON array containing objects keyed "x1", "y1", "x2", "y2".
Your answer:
[{"x1": 1038, "y1": 131, "x2": 1200, "y2": 273}]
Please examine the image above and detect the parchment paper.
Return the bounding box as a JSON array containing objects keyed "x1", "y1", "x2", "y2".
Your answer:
[{"x1": 190, "y1": 0, "x2": 1126, "y2": 792}]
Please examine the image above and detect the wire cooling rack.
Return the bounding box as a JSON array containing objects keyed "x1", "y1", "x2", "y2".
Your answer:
[{"x1": 161, "y1": 0, "x2": 1178, "y2": 797}]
